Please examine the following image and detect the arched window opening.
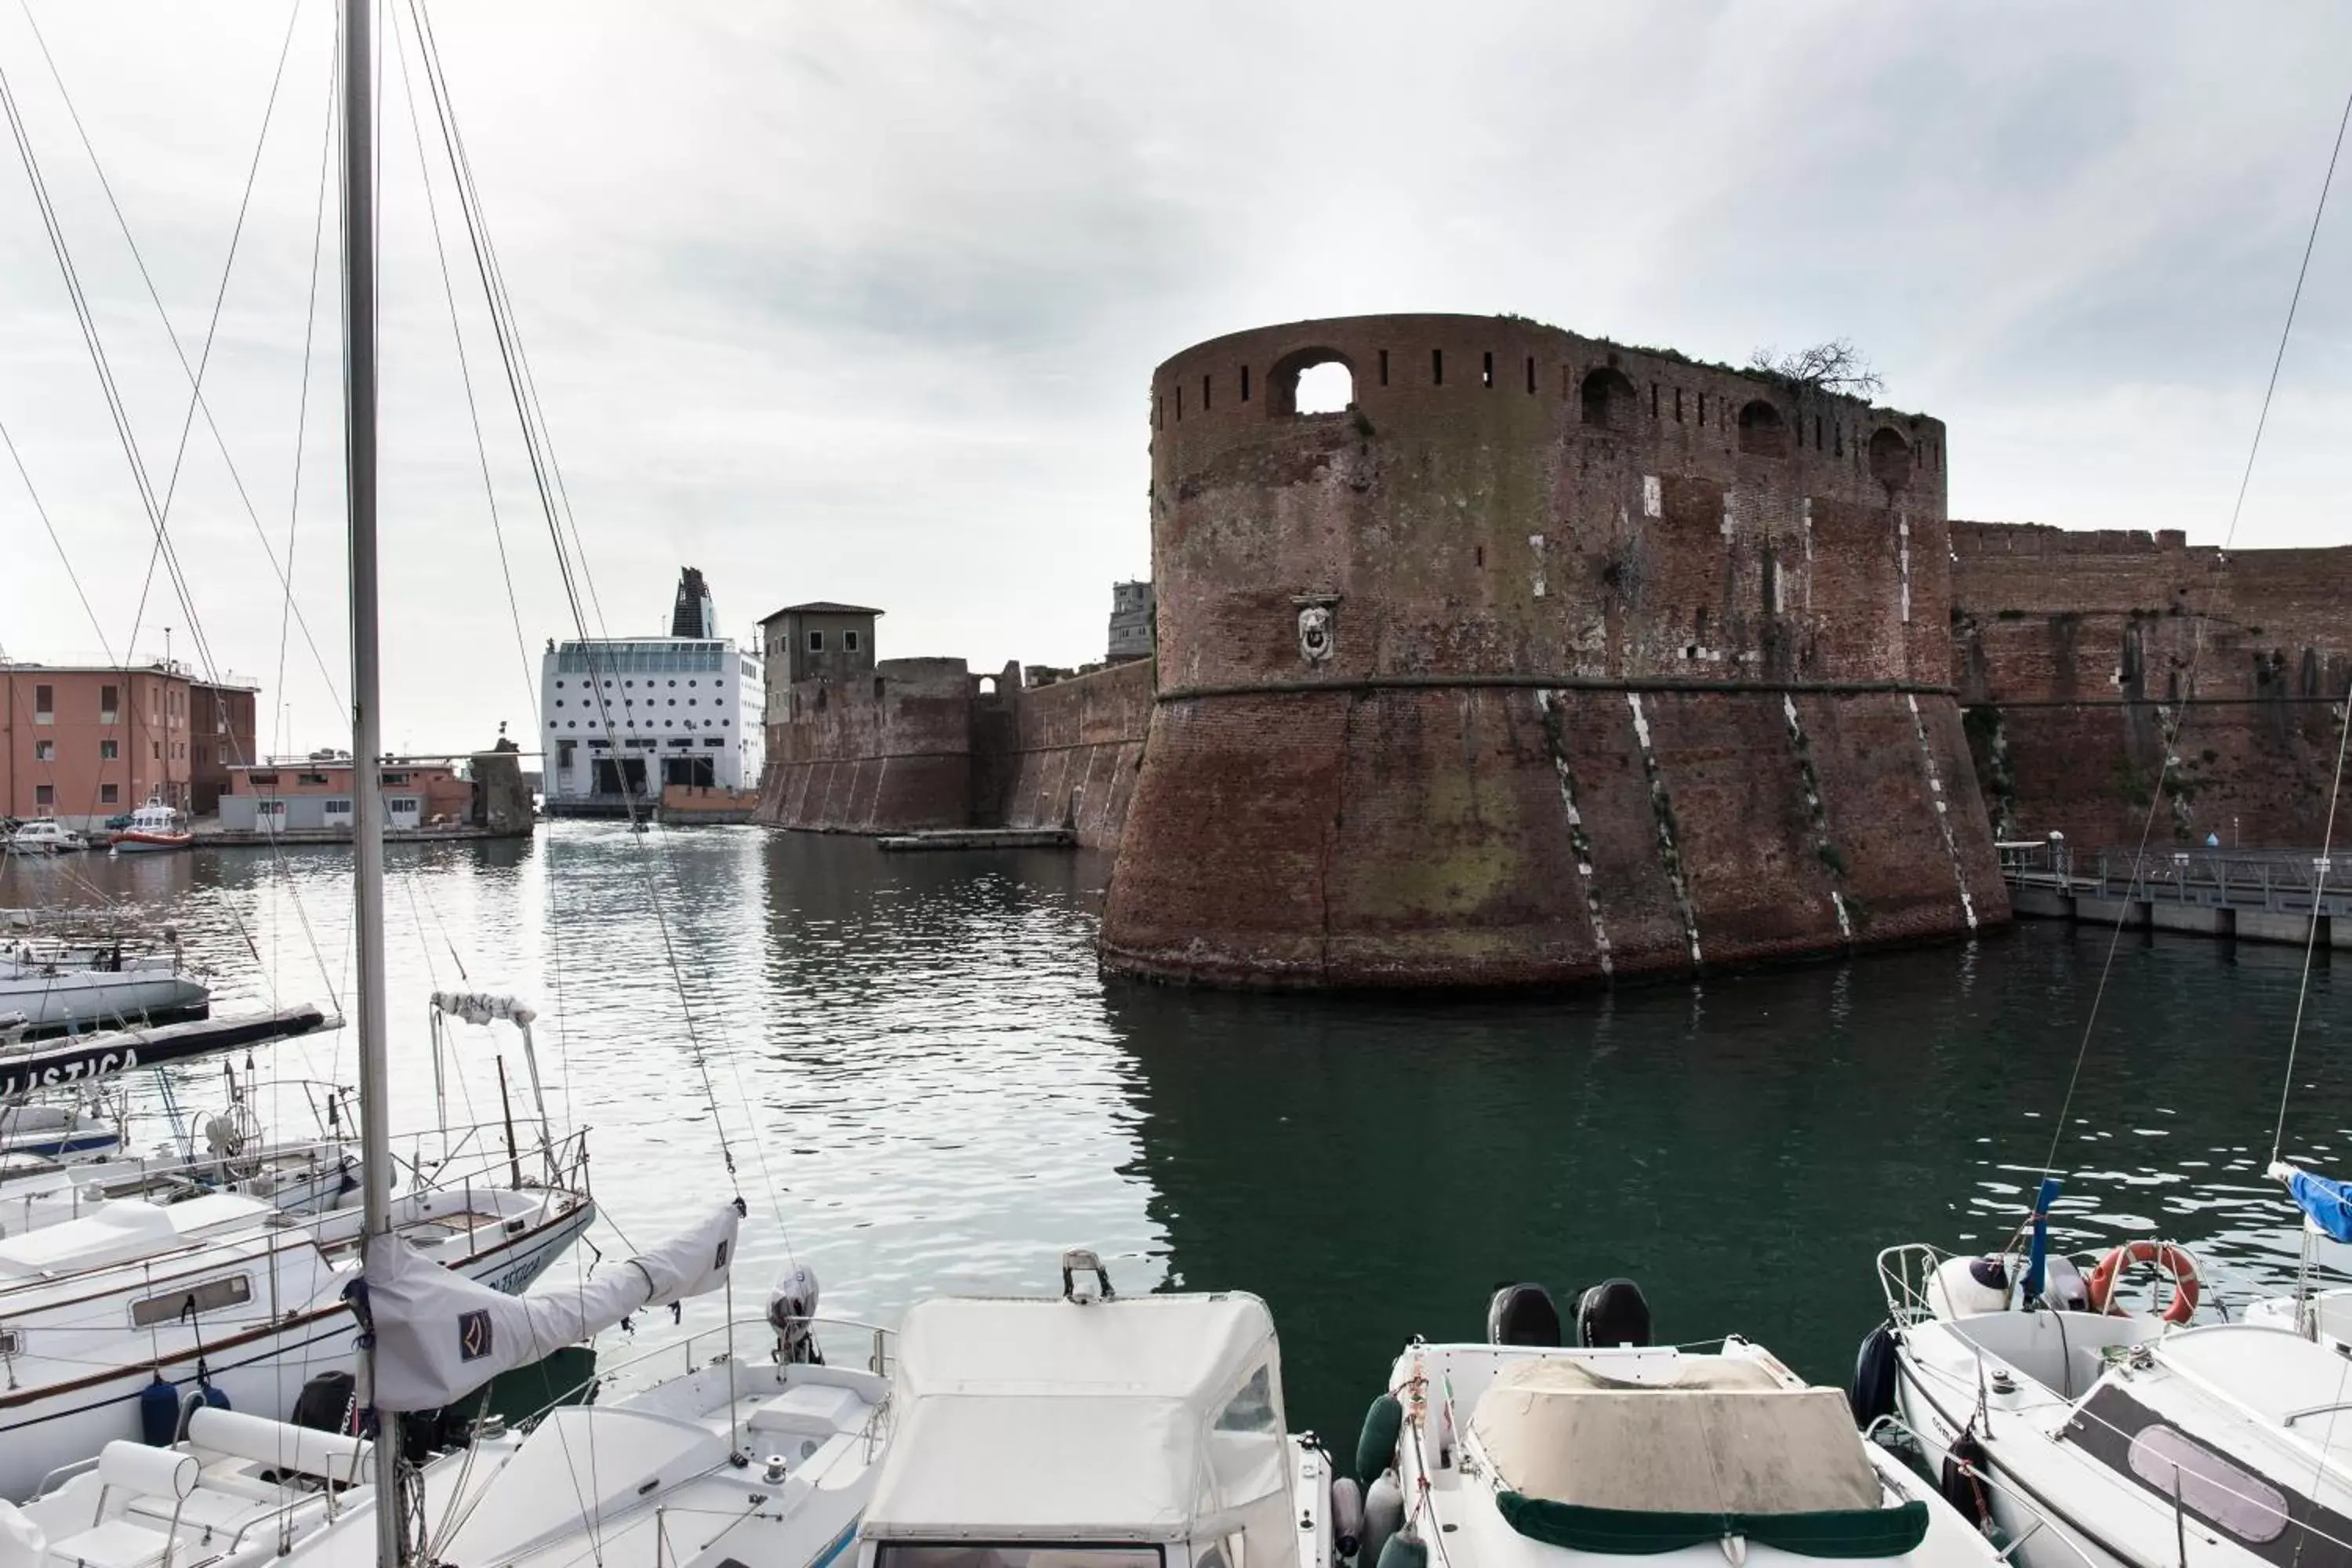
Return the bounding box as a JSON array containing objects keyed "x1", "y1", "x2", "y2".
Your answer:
[
  {"x1": 1580, "y1": 368, "x2": 1637, "y2": 430},
  {"x1": 1737, "y1": 400, "x2": 1789, "y2": 458},
  {"x1": 978, "y1": 675, "x2": 997, "y2": 696},
  {"x1": 1271, "y1": 347, "x2": 1358, "y2": 416},
  {"x1": 1868, "y1": 426, "x2": 1911, "y2": 488}
]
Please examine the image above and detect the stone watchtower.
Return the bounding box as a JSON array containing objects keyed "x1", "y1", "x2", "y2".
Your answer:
[{"x1": 1102, "y1": 313, "x2": 2005, "y2": 989}]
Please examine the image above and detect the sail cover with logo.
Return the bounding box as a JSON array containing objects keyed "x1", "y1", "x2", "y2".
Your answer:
[{"x1": 351, "y1": 1200, "x2": 741, "y2": 1410}]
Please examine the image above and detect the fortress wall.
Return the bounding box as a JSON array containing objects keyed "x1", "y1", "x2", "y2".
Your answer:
[
  {"x1": 1104, "y1": 314, "x2": 1997, "y2": 989},
  {"x1": 1951, "y1": 522, "x2": 2352, "y2": 846}
]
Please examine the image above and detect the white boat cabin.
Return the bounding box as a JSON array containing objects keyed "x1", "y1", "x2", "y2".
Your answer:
[{"x1": 858, "y1": 1261, "x2": 1306, "y2": 1568}]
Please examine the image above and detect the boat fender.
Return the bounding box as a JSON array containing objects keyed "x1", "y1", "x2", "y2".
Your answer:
[
  {"x1": 1330, "y1": 1476, "x2": 1364, "y2": 1562},
  {"x1": 1939, "y1": 1432, "x2": 1992, "y2": 1530},
  {"x1": 1849, "y1": 1324, "x2": 1898, "y2": 1427},
  {"x1": 139, "y1": 1373, "x2": 180, "y2": 1447},
  {"x1": 1363, "y1": 1469, "x2": 1405, "y2": 1568},
  {"x1": 1356, "y1": 1394, "x2": 1403, "y2": 1486},
  {"x1": 1577, "y1": 1278, "x2": 1652, "y2": 1348},
  {"x1": 197, "y1": 1359, "x2": 231, "y2": 1413},
  {"x1": 1376, "y1": 1528, "x2": 1427, "y2": 1568},
  {"x1": 1486, "y1": 1283, "x2": 1563, "y2": 1347},
  {"x1": 1926, "y1": 1256, "x2": 2010, "y2": 1320},
  {"x1": 0, "y1": 1500, "x2": 47, "y2": 1568}
]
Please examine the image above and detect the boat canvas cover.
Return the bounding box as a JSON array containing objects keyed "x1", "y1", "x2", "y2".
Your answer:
[
  {"x1": 2288, "y1": 1169, "x2": 2352, "y2": 1243},
  {"x1": 862, "y1": 1292, "x2": 1292, "y2": 1550},
  {"x1": 1472, "y1": 1359, "x2": 1882, "y2": 1515},
  {"x1": 0, "y1": 1004, "x2": 331, "y2": 1099},
  {"x1": 355, "y1": 1201, "x2": 739, "y2": 1410},
  {"x1": 430, "y1": 990, "x2": 537, "y2": 1027}
]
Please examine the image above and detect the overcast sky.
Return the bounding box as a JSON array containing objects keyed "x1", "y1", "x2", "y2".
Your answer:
[{"x1": 2, "y1": 2, "x2": 2348, "y2": 756}]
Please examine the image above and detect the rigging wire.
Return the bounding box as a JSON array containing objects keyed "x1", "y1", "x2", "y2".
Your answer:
[{"x1": 2034, "y1": 75, "x2": 2352, "y2": 1188}]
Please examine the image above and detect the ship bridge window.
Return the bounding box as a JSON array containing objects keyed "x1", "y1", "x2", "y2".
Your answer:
[
  {"x1": 131, "y1": 1274, "x2": 252, "y2": 1328},
  {"x1": 2126, "y1": 1425, "x2": 2287, "y2": 1541}
]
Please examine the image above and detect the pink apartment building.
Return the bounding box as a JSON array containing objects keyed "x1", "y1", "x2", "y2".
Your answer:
[{"x1": 0, "y1": 661, "x2": 262, "y2": 827}]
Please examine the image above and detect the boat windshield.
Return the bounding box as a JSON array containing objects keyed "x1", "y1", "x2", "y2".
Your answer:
[{"x1": 877, "y1": 1548, "x2": 1164, "y2": 1568}]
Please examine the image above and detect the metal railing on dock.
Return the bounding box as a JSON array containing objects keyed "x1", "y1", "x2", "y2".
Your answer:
[{"x1": 1997, "y1": 838, "x2": 2352, "y2": 944}]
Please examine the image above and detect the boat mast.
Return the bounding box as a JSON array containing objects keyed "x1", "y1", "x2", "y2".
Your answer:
[{"x1": 337, "y1": 2, "x2": 398, "y2": 1564}]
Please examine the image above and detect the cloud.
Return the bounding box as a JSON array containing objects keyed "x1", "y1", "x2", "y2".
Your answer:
[{"x1": 1, "y1": 1, "x2": 2347, "y2": 757}]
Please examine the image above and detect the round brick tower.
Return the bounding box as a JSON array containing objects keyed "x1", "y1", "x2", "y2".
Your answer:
[{"x1": 1101, "y1": 313, "x2": 2006, "y2": 989}]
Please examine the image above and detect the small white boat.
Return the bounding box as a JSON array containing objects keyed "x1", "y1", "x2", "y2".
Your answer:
[
  {"x1": 855, "y1": 1248, "x2": 1334, "y2": 1568},
  {"x1": 5, "y1": 822, "x2": 85, "y2": 855},
  {"x1": 108, "y1": 799, "x2": 192, "y2": 854},
  {"x1": 1364, "y1": 1283, "x2": 2008, "y2": 1568},
  {"x1": 0, "y1": 937, "x2": 209, "y2": 1033},
  {"x1": 1867, "y1": 1200, "x2": 2352, "y2": 1568}
]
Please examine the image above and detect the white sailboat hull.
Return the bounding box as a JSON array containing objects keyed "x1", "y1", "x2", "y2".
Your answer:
[
  {"x1": 0, "y1": 968, "x2": 209, "y2": 1029},
  {"x1": 0, "y1": 1192, "x2": 593, "y2": 1502}
]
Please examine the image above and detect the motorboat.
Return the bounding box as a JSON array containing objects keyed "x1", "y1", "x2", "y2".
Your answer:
[
  {"x1": 0, "y1": 934, "x2": 210, "y2": 1034},
  {"x1": 1360, "y1": 1280, "x2": 2007, "y2": 1568},
  {"x1": 854, "y1": 1248, "x2": 1335, "y2": 1568},
  {"x1": 5, "y1": 822, "x2": 85, "y2": 855},
  {"x1": 1864, "y1": 1176, "x2": 2352, "y2": 1568},
  {"x1": 108, "y1": 798, "x2": 193, "y2": 853}
]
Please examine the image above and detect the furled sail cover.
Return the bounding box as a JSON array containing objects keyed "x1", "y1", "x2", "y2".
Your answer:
[
  {"x1": 2288, "y1": 1169, "x2": 2352, "y2": 1243},
  {"x1": 430, "y1": 990, "x2": 536, "y2": 1028},
  {"x1": 354, "y1": 1202, "x2": 739, "y2": 1411},
  {"x1": 1470, "y1": 1359, "x2": 1925, "y2": 1558}
]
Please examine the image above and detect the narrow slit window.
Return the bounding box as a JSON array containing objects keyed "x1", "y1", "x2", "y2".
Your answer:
[
  {"x1": 1203, "y1": 374, "x2": 1211, "y2": 410},
  {"x1": 1651, "y1": 384, "x2": 1659, "y2": 418},
  {"x1": 1240, "y1": 365, "x2": 1251, "y2": 402},
  {"x1": 1675, "y1": 389, "x2": 1683, "y2": 423},
  {"x1": 1482, "y1": 350, "x2": 1494, "y2": 388},
  {"x1": 1526, "y1": 356, "x2": 1537, "y2": 394},
  {"x1": 1432, "y1": 349, "x2": 1444, "y2": 386},
  {"x1": 1379, "y1": 349, "x2": 1389, "y2": 386}
]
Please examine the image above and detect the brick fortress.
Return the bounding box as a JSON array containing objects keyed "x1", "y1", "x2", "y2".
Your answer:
[{"x1": 755, "y1": 312, "x2": 2351, "y2": 989}]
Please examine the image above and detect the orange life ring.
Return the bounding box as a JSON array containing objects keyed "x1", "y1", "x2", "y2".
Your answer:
[{"x1": 2085, "y1": 1240, "x2": 2202, "y2": 1324}]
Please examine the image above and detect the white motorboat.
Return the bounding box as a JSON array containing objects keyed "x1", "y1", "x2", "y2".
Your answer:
[
  {"x1": 1864, "y1": 1209, "x2": 2352, "y2": 1568},
  {"x1": 855, "y1": 1248, "x2": 1334, "y2": 1568},
  {"x1": 0, "y1": 1096, "x2": 121, "y2": 1162},
  {"x1": 1361, "y1": 1283, "x2": 2009, "y2": 1568},
  {"x1": 5, "y1": 822, "x2": 85, "y2": 855},
  {"x1": 108, "y1": 799, "x2": 193, "y2": 854},
  {"x1": 0, "y1": 936, "x2": 209, "y2": 1033}
]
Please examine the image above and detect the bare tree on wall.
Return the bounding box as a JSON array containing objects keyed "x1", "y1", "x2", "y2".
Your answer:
[{"x1": 1748, "y1": 339, "x2": 1885, "y2": 398}]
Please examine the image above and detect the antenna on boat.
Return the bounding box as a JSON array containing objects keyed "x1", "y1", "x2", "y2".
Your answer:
[{"x1": 336, "y1": 1, "x2": 400, "y2": 1564}]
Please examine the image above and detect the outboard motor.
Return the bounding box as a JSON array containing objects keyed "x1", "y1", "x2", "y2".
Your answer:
[
  {"x1": 1486, "y1": 1283, "x2": 1563, "y2": 1347},
  {"x1": 292, "y1": 1369, "x2": 358, "y2": 1435},
  {"x1": 767, "y1": 1262, "x2": 824, "y2": 1365},
  {"x1": 2038, "y1": 1253, "x2": 2091, "y2": 1314},
  {"x1": 1576, "y1": 1279, "x2": 1652, "y2": 1348}
]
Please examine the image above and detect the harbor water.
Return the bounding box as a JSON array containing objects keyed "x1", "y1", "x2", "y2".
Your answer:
[{"x1": 6, "y1": 824, "x2": 2349, "y2": 1443}]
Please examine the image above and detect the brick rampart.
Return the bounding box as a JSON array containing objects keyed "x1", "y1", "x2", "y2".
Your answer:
[
  {"x1": 1102, "y1": 313, "x2": 2004, "y2": 988},
  {"x1": 996, "y1": 659, "x2": 1154, "y2": 849},
  {"x1": 756, "y1": 657, "x2": 974, "y2": 833},
  {"x1": 1951, "y1": 522, "x2": 2352, "y2": 848}
]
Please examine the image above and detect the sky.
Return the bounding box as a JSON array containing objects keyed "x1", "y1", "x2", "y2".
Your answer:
[{"x1": 2, "y1": 2, "x2": 2349, "y2": 757}]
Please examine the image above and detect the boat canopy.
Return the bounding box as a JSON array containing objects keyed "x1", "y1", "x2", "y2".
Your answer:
[
  {"x1": 430, "y1": 990, "x2": 536, "y2": 1028},
  {"x1": 1470, "y1": 1358, "x2": 1926, "y2": 1557},
  {"x1": 860, "y1": 1291, "x2": 1293, "y2": 1552}
]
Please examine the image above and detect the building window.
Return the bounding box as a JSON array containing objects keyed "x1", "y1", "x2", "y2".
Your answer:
[
  {"x1": 324, "y1": 798, "x2": 353, "y2": 817},
  {"x1": 249, "y1": 771, "x2": 280, "y2": 786},
  {"x1": 152, "y1": 741, "x2": 162, "y2": 760},
  {"x1": 101, "y1": 783, "x2": 119, "y2": 804},
  {"x1": 33, "y1": 684, "x2": 53, "y2": 722},
  {"x1": 844, "y1": 630, "x2": 860, "y2": 652},
  {"x1": 383, "y1": 771, "x2": 412, "y2": 785},
  {"x1": 99, "y1": 739, "x2": 118, "y2": 760},
  {"x1": 388, "y1": 797, "x2": 419, "y2": 815},
  {"x1": 100, "y1": 683, "x2": 118, "y2": 721},
  {"x1": 34, "y1": 783, "x2": 53, "y2": 807},
  {"x1": 807, "y1": 630, "x2": 825, "y2": 652},
  {"x1": 298, "y1": 772, "x2": 328, "y2": 786},
  {"x1": 131, "y1": 1274, "x2": 252, "y2": 1328},
  {"x1": 34, "y1": 739, "x2": 53, "y2": 762}
]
